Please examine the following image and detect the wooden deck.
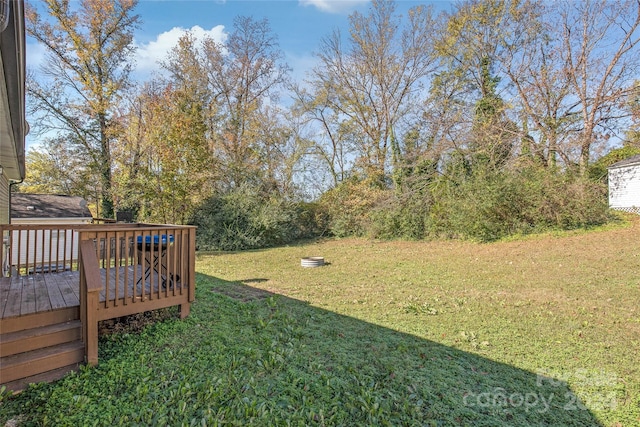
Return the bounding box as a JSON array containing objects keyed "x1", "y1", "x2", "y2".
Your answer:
[
  {"x1": 0, "y1": 272, "x2": 79, "y2": 319},
  {"x1": 0, "y1": 223, "x2": 196, "y2": 389},
  {"x1": 0, "y1": 267, "x2": 186, "y2": 320}
]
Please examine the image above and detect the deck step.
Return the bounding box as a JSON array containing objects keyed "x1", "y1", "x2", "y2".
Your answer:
[
  {"x1": 0, "y1": 340, "x2": 85, "y2": 385},
  {"x1": 0, "y1": 309, "x2": 85, "y2": 392},
  {"x1": 0, "y1": 320, "x2": 82, "y2": 357},
  {"x1": 0, "y1": 307, "x2": 80, "y2": 334},
  {"x1": 1, "y1": 363, "x2": 82, "y2": 393}
]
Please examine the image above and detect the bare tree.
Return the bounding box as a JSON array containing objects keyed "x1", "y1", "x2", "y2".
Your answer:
[
  {"x1": 445, "y1": 0, "x2": 640, "y2": 171},
  {"x1": 200, "y1": 16, "x2": 290, "y2": 190},
  {"x1": 292, "y1": 85, "x2": 357, "y2": 187},
  {"x1": 305, "y1": 0, "x2": 440, "y2": 182},
  {"x1": 434, "y1": 0, "x2": 541, "y2": 172},
  {"x1": 559, "y1": 0, "x2": 640, "y2": 171},
  {"x1": 498, "y1": 0, "x2": 576, "y2": 167}
]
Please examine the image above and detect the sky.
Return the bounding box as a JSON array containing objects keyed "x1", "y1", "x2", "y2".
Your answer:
[
  {"x1": 27, "y1": 0, "x2": 449, "y2": 84},
  {"x1": 132, "y1": 0, "x2": 449, "y2": 81}
]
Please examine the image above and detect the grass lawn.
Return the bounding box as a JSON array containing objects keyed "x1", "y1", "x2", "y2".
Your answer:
[{"x1": 1, "y1": 217, "x2": 639, "y2": 426}]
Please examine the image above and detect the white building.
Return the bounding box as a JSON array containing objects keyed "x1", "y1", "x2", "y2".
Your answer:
[{"x1": 608, "y1": 154, "x2": 640, "y2": 214}]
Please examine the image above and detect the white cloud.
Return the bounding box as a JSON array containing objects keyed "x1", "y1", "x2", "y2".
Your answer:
[
  {"x1": 299, "y1": 0, "x2": 369, "y2": 14},
  {"x1": 134, "y1": 25, "x2": 227, "y2": 75},
  {"x1": 27, "y1": 25, "x2": 227, "y2": 81}
]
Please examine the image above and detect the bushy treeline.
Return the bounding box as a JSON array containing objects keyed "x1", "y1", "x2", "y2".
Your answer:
[
  {"x1": 189, "y1": 160, "x2": 615, "y2": 250},
  {"x1": 372, "y1": 166, "x2": 611, "y2": 242},
  {"x1": 188, "y1": 185, "x2": 326, "y2": 251}
]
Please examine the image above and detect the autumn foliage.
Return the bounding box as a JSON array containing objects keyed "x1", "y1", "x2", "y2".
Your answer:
[{"x1": 22, "y1": 0, "x2": 640, "y2": 247}]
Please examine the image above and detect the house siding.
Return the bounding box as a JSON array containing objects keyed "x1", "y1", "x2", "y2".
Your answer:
[
  {"x1": 608, "y1": 163, "x2": 640, "y2": 214},
  {"x1": 0, "y1": 174, "x2": 9, "y2": 225},
  {"x1": 1, "y1": 174, "x2": 8, "y2": 274}
]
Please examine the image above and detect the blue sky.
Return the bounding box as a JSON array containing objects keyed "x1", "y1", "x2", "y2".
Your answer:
[
  {"x1": 132, "y1": 0, "x2": 449, "y2": 81},
  {"x1": 28, "y1": 0, "x2": 452, "y2": 84}
]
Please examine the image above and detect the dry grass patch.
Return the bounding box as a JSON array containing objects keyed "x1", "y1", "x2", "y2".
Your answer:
[{"x1": 211, "y1": 279, "x2": 273, "y2": 302}]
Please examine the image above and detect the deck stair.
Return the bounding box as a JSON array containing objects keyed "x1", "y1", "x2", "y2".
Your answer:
[{"x1": 0, "y1": 307, "x2": 84, "y2": 392}]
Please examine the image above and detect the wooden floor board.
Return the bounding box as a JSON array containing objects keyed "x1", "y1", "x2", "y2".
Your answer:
[
  {"x1": 4, "y1": 278, "x2": 23, "y2": 318},
  {"x1": 21, "y1": 280, "x2": 36, "y2": 316},
  {"x1": 46, "y1": 274, "x2": 68, "y2": 310},
  {"x1": 33, "y1": 274, "x2": 52, "y2": 313},
  {"x1": 58, "y1": 274, "x2": 80, "y2": 307},
  {"x1": 0, "y1": 277, "x2": 10, "y2": 317},
  {"x1": 58, "y1": 272, "x2": 79, "y2": 302}
]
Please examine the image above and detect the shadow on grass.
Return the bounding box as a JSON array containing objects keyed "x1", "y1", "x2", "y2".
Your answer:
[
  {"x1": 203, "y1": 274, "x2": 604, "y2": 426},
  {"x1": 0, "y1": 273, "x2": 606, "y2": 426}
]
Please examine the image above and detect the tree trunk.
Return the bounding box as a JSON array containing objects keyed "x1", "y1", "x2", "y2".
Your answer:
[{"x1": 100, "y1": 116, "x2": 114, "y2": 219}]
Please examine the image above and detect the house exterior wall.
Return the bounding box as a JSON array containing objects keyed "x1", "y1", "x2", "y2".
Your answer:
[
  {"x1": 0, "y1": 173, "x2": 8, "y2": 225},
  {"x1": 0, "y1": 0, "x2": 27, "y2": 182},
  {"x1": 1, "y1": 174, "x2": 8, "y2": 273},
  {"x1": 608, "y1": 163, "x2": 640, "y2": 214}
]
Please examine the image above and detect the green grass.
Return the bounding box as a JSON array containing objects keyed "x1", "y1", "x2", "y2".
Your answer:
[{"x1": 1, "y1": 218, "x2": 639, "y2": 426}]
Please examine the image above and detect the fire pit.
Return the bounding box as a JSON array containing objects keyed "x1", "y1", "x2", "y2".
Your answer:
[{"x1": 301, "y1": 256, "x2": 325, "y2": 268}]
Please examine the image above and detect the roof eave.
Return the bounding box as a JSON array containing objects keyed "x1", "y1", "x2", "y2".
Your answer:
[{"x1": 0, "y1": 0, "x2": 27, "y2": 181}]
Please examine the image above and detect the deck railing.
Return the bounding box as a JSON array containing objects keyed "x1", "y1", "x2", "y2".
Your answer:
[
  {"x1": 1, "y1": 223, "x2": 88, "y2": 276},
  {"x1": 77, "y1": 224, "x2": 196, "y2": 312},
  {"x1": 78, "y1": 223, "x2": 196, "y2": 365}
]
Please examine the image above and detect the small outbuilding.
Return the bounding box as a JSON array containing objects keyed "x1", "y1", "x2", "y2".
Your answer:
[{"x1": 608, "y1": 154, "x2": 640, "y2": 214}]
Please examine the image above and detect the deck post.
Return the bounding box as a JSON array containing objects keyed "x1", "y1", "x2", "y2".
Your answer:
[
  {"x1": 79, "y1": 240, "x2": 102, "y2": 366},
  {"x1": 85, "y1": 291, "x2": 99, "y2": 365},
  {"x1": 188, "y1": 227, "x2": 196, "y2": 303},
  {"x1": 179, "y1": 303, "x2": 190, "y2": 318}
]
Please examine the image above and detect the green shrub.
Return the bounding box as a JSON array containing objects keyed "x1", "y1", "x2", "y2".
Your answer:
[
  {"x1": 317, "y1": 176, "x2": 387, "y2": 238},
  {"x1": 588, "y1": 145, "x2": 640, "y2": 182},
  {"x1": 369, "y1": 191, "x2": 432, "y2": 240},
  {"x1": 189, "y1": 185, "x2": 322, "y2": 251},
  {"x1": 191, "y1": 165, "x2": 613, "y2": 248},
  {"x1": 426, "y1": 165, "x2": 611, "y2": 242},
  {"x1": 426, "y1": 170, "x2": 520, "y2": 241}
]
